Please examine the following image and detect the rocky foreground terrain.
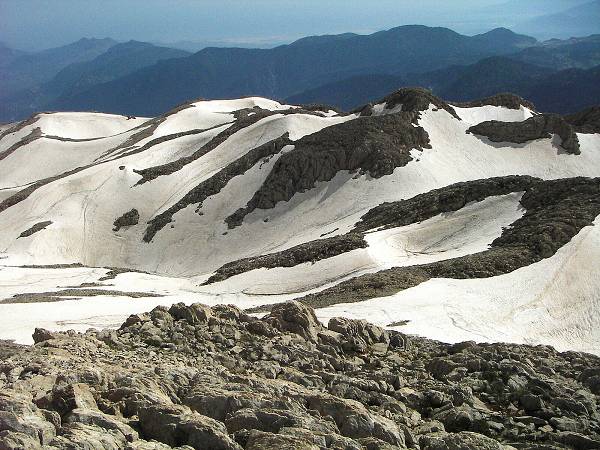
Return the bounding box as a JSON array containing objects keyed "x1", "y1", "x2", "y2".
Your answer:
[{"x1": 1, "y1": 301, "x2": 599, "y2": 449}]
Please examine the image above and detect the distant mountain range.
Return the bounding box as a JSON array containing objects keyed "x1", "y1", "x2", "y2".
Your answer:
[
  {"x1": 0, "y1": 26, "x2": 537, "y2": 121},
  {"x1": 288, "y1": 37, "x2": 600, "y2": 114},
  {"x1": 0, "y1": 38, "x2": 117, "y2": 94},
  {"x1": 0, "y1": 40, "x2": 189, "y2": 121},
  {"x1": 1, "y1": 25, "x2": 599, "y2": 121},
  {"x1": 512, "y1": 0, "x2": 600, "y2": 40}
]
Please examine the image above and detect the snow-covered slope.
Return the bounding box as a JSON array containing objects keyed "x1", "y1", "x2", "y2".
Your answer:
[{"x1": 1, "y1": 90, "x2": 599, "y2": 354}]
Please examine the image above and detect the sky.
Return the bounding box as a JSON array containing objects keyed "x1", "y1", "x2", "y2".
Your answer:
[{"x1": 0, "y1": 0, "x2": 593, "y2": 51}]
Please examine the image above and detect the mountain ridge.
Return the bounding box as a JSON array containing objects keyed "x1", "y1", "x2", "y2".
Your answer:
[
  {"x1": 1, "y1": 88, "x2": 599, "y2": 357},
  {"x1": 34, "y1": 25, "x2": 538, "y2": 118}
]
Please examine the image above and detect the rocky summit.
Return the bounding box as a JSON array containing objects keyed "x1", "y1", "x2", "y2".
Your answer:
[{"x1": 1, "y1": 301, "x2": 599, "y2": 450}]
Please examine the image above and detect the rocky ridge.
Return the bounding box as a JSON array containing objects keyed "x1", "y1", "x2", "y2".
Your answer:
[
  {"x1": 1, "y1": 301, "x2": 599, "y2": 450},
  {"x1": 467, "y1": 114, "x2": 581, "y2": 155}
]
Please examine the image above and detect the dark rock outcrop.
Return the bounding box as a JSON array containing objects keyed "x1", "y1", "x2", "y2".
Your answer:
[
  {"x1": 565, "y1": 106, "x2": 600, "y2": 134},
  {"x1": 354, "y1": 175, "x2": 538, "y2": 233},
  {"x1": 18, "y1": 220, "x2": 52, "y2": 238},
  {"x1": 297, "y1": 176, "x2": 600, "y2": 308},
  {"x1": 205, "y1": 176, "x2": 600, "y2": 287},
  {"x1": 226, "y1": 112, "x2": 431, "y2": 228},
  {"x1": 468, "y1": 114, "x2": 580, "y2": 154},
  {"x1": 454, "y1": 93, "x2": 536, "y2": 111},
  {"x1": 358, "y1": 87, "x2": 460, "y2": 119},
  {"x1": 204, "y1": 233, "x2": 366, "y2": 284},
  {"x1": 143, "y1": 133, "x2": 292, "y2": 242},
  {"x1": 113, "y1": 209, "x2": 139, "y2": 232}
]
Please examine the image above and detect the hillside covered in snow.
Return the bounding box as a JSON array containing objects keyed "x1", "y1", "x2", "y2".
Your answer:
[{"x1": 1, "y1": 89, "x2": 600, "y2": 355}]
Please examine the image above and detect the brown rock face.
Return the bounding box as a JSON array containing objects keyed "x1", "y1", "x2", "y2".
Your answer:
[
  {"x1": 1, "y1": 302, "x2": 599, "y2": 450},
  {"x1": 265, "y1": 300, "x2": 323, "y2": 342}
]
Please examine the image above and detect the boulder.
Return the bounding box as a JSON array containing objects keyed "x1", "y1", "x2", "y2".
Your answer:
[
  {"x1": 245, "y1": 430, "x2": 320, "y2": 450},
  {"x1": 420, "y1": 431, "x2": 515, "y2": 450},
  {"x1": 168, "y1": 303, "x2": 212, "y2": 324},
  {"x1": 0, "y1": 431, "x2": 44, "y2": 450},
  {"x1": 138, "y1": 402, "x2": 241, "y2": 450},
  {"x1": 32, "y1": 328, "x2": 57, "y2": 344},
  {"x1": 47, "y1": 382, "x2": 98, "y2": 416},
  {"x1": 266, "y1": 301, "x2": 322, "y2": 342}
]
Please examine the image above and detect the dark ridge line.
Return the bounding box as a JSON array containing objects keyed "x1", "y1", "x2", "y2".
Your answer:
[
  {"x1": 0, "y1": 127, "x2": 42, "y2": 161},
  {"x1": 97, "y1": 102, "x2": 197, "y2": 160},
  {"x1": 452, "y1": 93, "x2": 537, "y2": 111},
  {"x1": 133, "y1": 106, "x2": 326, "y2": 185},
  {"x1": 225, "y1": 111, "x2": 431, "y2": 229},
  {"x1": 3, "y1": 264, "x2": 150, "y2": 280},
  {"x1": 205, "y1": 176, "x2": 538, "y2": 285},
  {"x1": 1, "y1": 288, "x2": 163, "y2": 304},
  {"x1": 289, "y1": 176, "x2": 600, "y2": 310},
  {"x1": 43, "y1": 134, "x2": 105, "y2": 143},
  {"x1": 354, "y1": 175, "x2": 540, "y2": 233},
  {"x1": 0, "y1": 114, "x2": 40, "y2": 141},
  {"x1": 0, "y1": 162, "x2": 96, "y2": 215},
  {"x1": 17, "y1": 220, "x2": 53, "y2": 239},
  {"x1": 0, "y1": 107, "x2": 274, "y2": 216},
  {"x1": 0, "y1": 128, "x2": 115, "y2": 164},
  {"x1": 11, "y1": 263, "x2": 84, "y2": 269},
  {"x1": 143, "y1": 133, "x2": 293, "y2": 242},
  {"x1": 115, "y1": 123, "x2": 232, "y2": 161},
  {"x1": 203, "y1": 233, "x2": 367, "y2": 284},
  {"x1": 133, "y1": 108, "x2": 279, "y2": 185},
  {"x1": 0, "y1": 105, "x2": 219, "y2": 215},
  {"x1": 467, "y1": 114, "x2": 581, "y2": 155}
]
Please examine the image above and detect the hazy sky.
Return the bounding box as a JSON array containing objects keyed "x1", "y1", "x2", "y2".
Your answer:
[{"x1": 0, "y1": 0, "x2": 590, "y2": 51}]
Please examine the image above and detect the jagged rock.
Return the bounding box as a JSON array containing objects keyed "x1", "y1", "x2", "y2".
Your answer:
[
  {"x1": 427, "y1": 358, "x2": 460, "y2": 380},
  {"x1": 138, "y1": 402, "x2": 241, "y2": 450},
  {"x1": 32, "y1": 327, "x2": 57, "y2": 343},
  {"x1": 1, "y1": 302, "x2": 599, "y2": 450},
  {"x1": 245, "y1": 430, "x2": 320, "y2": 450},
  {"x1": 0, "y1": 390, "x2": 57, "y2": 445},
  {"x1": 375, "y1": 87, "x2": 460, "y2": 119},
  {"x1": 565, "y1": 106, "x2": 600, "y2": 134},
  {"x1": 454, "y1": 93, "x2": 535, "y2": 111},
  {"x1": 0, "y1": 431, "x2": 44, "y2": 450},
  {"x1": 126, "y1": 441, "x2": 195, "y2": 450},
  {"x1": 307, "y1": 394, "x2": 405, "y2": 446},
  {"x1": 433, "y1": 406, "x2": 481, "y2": 432},
  {"x1": 420, "y1": 431, "x2": 515, "y2": 450},
  {"x1": 49, "y1": 422, "x2": 128, "y2": 450},
  {"x1": 467, "y1": 114, "x2": 580, "y2": 155},
  {"x1": 328, "y1": 317, "x2": 389, "y2": 346},
  {"x1": 265, "y1": 301, "x2": 323, "y2": 342},
  {"x1": 65, "y1": 408, "x2": 138, "y2": 442},
  {"x1": 226, "y1": 112, "x2": 431, "y2": 228},
  {"x1": 168, "y1": 302, "x2": 212, "y2": 324},
  {"x1": 44, "y1": 382, "x2": 98, "y2": 416},
  {"x1": 520, "y1": 394, "x2": 544, "y2": 412},
  {"x1": 557, "y1": 431, "x2": 600, "y2": 449},
  {"x1": 583, "y1": 375, "x2": 600, "y2": 395}
]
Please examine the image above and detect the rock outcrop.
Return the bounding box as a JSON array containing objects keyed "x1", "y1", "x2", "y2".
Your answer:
[
  {"x1": 113, "y1": 209, "x2": 140, "y2": 232},
  {"x1": 226, "y1": 112, "x2": 431, "y2": 228},
  {"x1": 467, "y1": 114, "x2": 581, "y2": 155},
  {"x1": 454, "y1": 93, "x2": 536, "y2": 111},
  {"x1": 565, "y1": 106, "x2": 600, "y2": 134},
  {"x1": 1, "y1": 301, "x2": 599, "y2": 449}
]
